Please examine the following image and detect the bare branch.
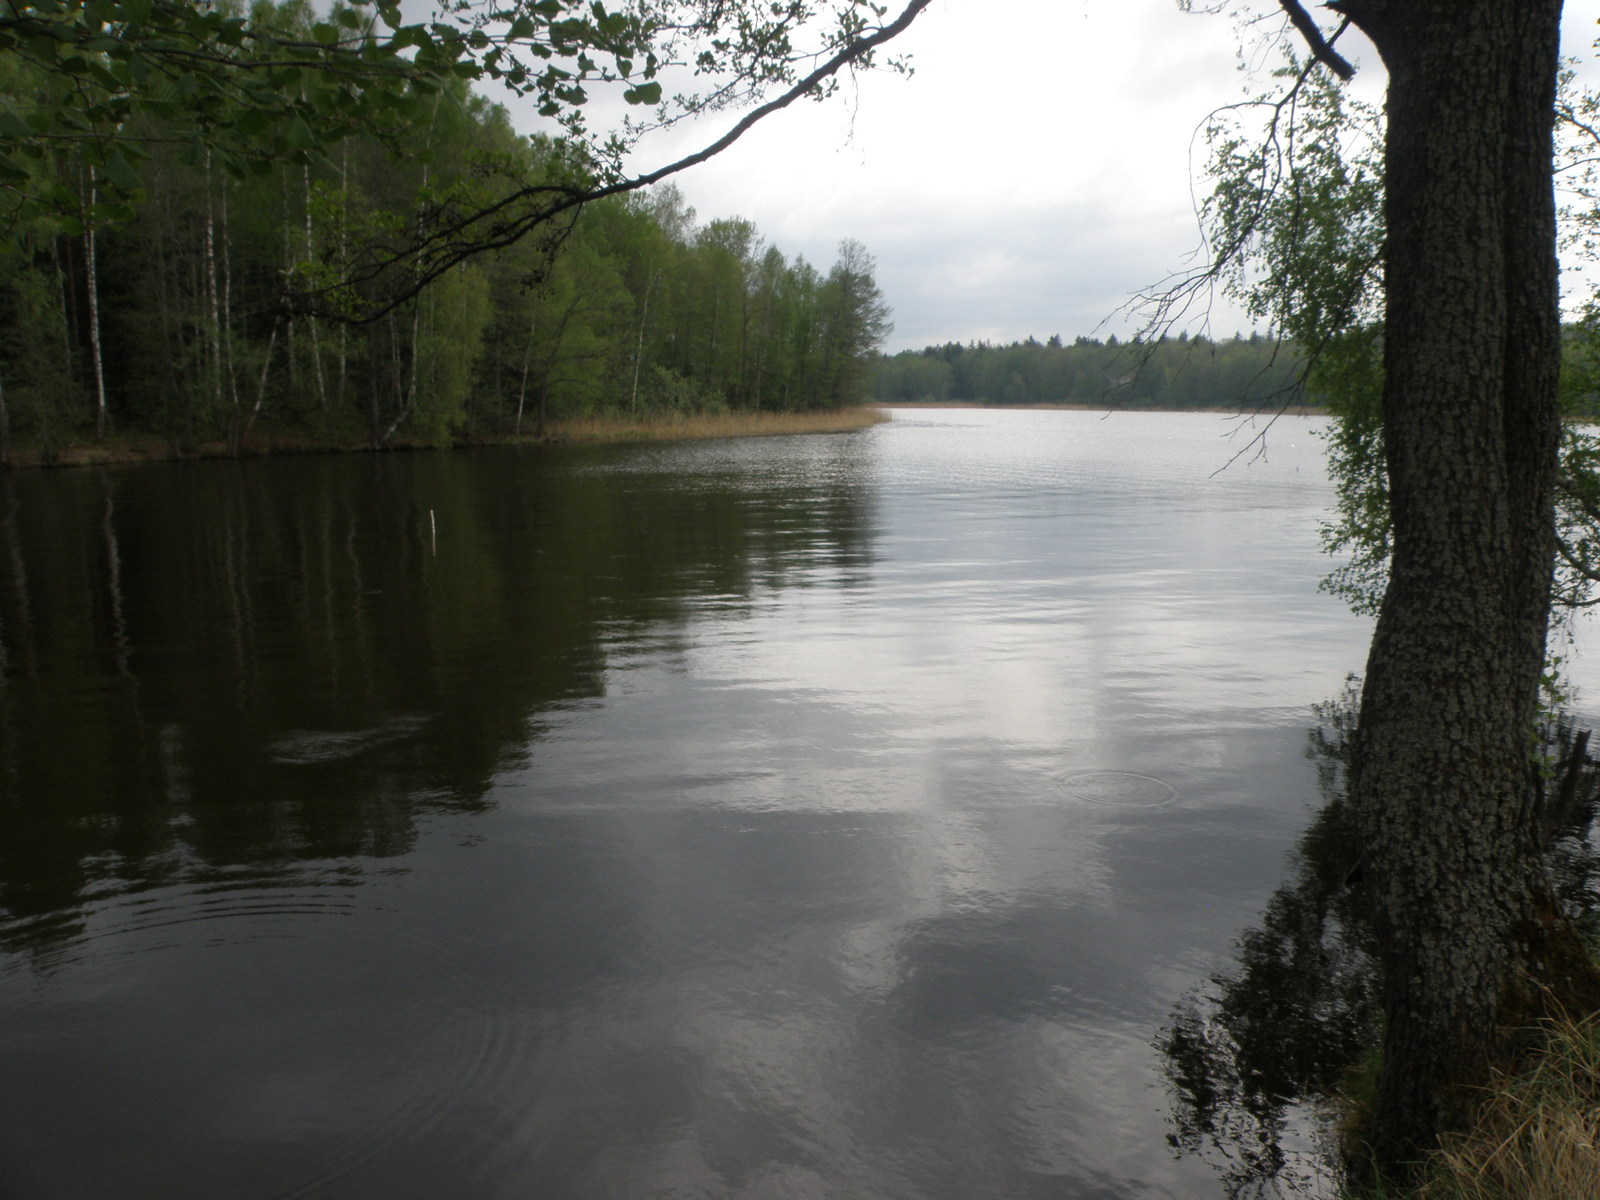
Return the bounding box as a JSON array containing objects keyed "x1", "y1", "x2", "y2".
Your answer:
[
  {"x1": 1278, "y1": 1, "x2": 1355, "y2": 81},
  {"x1": 604, "y1": 0, "x2": 934, "y2": 196}
]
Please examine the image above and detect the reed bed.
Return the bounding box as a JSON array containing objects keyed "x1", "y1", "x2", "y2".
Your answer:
[
  {"x1": 542, "y1": 405, "x2": 890, "y2": 444},
  {"x1": 12, "y1": 407, "x2": 890, "y2": 468}
]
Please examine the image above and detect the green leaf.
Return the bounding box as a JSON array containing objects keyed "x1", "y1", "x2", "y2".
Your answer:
[
  {"x1": 622, "y1": 81, "x2": 661, "y2": 105},
  {"x1": 312, "y1": 23, "x2": 339, "y2": 45},
  {"x1": 284, "y1": 114, "x2": 317, "y2": 151},
  {"x1": 0, "y1": 111, "x2": 32, "y2": 141},
  {"x1": 234, "y1": 108, "x2": 270, "y2": 137},
  {"x1": 101, "y1": 147, "x2": 143, "y2": 193}
]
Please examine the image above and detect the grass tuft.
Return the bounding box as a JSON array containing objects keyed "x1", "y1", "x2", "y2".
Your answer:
[{"x1": 1410, "y1": 1011, "x2": 1600, "y2": 1200}]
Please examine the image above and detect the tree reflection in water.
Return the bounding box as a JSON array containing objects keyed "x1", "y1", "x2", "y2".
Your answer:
[{"x1": 1159, "y1": 678, "x2": 1600, "y2": 1198}]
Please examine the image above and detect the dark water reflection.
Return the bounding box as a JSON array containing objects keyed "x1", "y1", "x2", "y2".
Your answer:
[
  {"x1": 1161, "y1": 686, "x2": 1600, "y2": 1199},
  {"x1": 1, "y1": 410, "x2": 1381, "y2": 1199}
]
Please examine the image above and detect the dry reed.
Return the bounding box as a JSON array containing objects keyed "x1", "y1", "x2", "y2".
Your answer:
[
  {"x1": 541, "y1": 405, "x2": 890, "y2": 444},
  {"x1": 1410, "y1": 1011, "x2": 1600, "y2": 1200}
]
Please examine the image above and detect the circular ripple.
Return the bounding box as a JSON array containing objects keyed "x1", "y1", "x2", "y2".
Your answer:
[
  {"x1": 1058, "y1": 770, "x2": 1178, "y2": 808},
  {"x1": 1, "y1": 875, "x2": 508, "y2": 1200}
]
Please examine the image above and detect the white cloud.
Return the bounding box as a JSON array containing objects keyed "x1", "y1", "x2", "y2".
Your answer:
[{"x1": 612, "y1": 0, "x2": 1299, "y2": 350}]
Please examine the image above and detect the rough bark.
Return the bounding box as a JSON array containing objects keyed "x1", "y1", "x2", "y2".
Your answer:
[{"x1": 1325, "y1": 0, "x2": 1595, "y2": 1176}]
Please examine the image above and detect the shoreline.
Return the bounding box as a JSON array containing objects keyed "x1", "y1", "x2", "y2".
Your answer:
[
  {"x1": 2, "y1": 403, "x2": 1348, "y2": 471},
  {"x1": 0, "y1": 406, "x2": 892, "y2": 471},
  {"x1": 880, "y1": 400, "x2": 1332, "y2": 415}
]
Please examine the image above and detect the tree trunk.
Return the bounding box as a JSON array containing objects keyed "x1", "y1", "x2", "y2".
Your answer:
[
  {"x1": 336, "y1": 145, "x2": 350, "y2": 419},
  {"x1": 241, "y1": 318, "x2": 280, "y2": 447},
  {"x1": 84, "y1": 206, "x2": 108, "y2": 443},
  {"x1": 515, "y1": 299, "x2": 537, "y2": 436},
  {"x1": 630, "y1": 269, "x2": 658, "y2": 413},
  {"x1": 1329, "y1": 0, "x2": 1598, "y2": 1175},
  {"x1": 304, "y1": 166, "x2": 329, "y2": 413},
  {"x1": 151, "y1": 186, "x2": 190, "y2": 449},
  {"x1": 204, "y1": 160, "x2": 225, "y2": 440},
  {"x1": 378, "y1": 306, "x2": 420, "y2": 448},
  {"x1": 0, "y1": 367, "x2": 10, "y2": 469},
  {"x1": 220, "y1": 177, "x2": 242, "y2": 452}
]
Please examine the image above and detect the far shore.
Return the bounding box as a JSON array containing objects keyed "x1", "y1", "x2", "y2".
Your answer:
[{"x1": 880, "y1": 400, "x2": 1332, "y2": 415}]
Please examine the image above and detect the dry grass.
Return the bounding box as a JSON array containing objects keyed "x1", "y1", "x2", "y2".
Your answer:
[
  {"x1": 1411, "y1": 1011, "x2": 1600, "y2": 1200},
  {"x1": 2, "y1": 407, "x2": 890, "y2": 469},
  {"x1": 541, "y1": 405, "x2": 890, "y2": 443}
]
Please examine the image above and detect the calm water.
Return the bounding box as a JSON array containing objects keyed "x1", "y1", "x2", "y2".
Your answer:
[{"x1": 0, "y1": 408, "x2": 1409, "y2": 1198}]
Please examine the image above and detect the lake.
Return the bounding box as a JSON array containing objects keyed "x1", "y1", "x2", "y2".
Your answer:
[{"x1": 0, "y1": 407, "x2": 1539, "y2": 1198}]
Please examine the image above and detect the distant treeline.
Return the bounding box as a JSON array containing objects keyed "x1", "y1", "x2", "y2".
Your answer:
[
  {"x1": 877, "y1": 327, "x2": 1600, "y2": 415},
  {"x1": 0, "y1": 2, "x2": 893, "y2": 461},
  {"x1": 873, "y1": 333, "x2": 1308, "y2": 409}
]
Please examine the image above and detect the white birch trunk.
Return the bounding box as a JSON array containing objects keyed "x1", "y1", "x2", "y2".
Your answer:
[{"x1": 84, "y1": 190, "x2": 108, "y2": 443}]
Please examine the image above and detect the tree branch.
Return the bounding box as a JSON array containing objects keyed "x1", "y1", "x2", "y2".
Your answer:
[
  {"x1": 295, "y1": 0, "x2": 935, "y2": 321},
  {"x1": 617, "y1": 0, "x2": 935, "y2": 195},
  {"x1": 1279, "y1": 1, "x2": 1355, "y2": 81}
]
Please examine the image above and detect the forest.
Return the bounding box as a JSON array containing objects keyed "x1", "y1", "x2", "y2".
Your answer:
[
  {"x1": 0, "y1": 0, "x2": 894, "y2": 464},
  {"x1": 876, "y1": 328, "x2": 1600, "y2": 415},
  {"x1": 872, "y1": 333, "x2": 1309, "y2": 410}
]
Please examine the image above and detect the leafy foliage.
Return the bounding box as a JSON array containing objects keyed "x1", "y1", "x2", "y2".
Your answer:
[
  {"x1": 0, "y1": 0, "x2": 929, "y2": 307},
  {"x1": 0, "y1": 72, "x2": 892, "y2": 456},
  {"x1": 1194, "y1": 48, "x2": 1600, "y2": 618},
  {"x1": 0, "y1": 0, "x2": 910, "y2": 457},
  {"x1": 1201, "y1": 63, "x2": 1383, "y2": 352}
]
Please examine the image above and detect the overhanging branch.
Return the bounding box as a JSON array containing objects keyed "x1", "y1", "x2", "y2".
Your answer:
[
  {"x1": 615, "y1": 0, "x2": 935, "y2": 196},
  {"x1": 294, "y1": 0, "x2": 935, "y2": 321},
  {"x1": 1279, "y1": 0, "x2": 1355, "y2": 81}
]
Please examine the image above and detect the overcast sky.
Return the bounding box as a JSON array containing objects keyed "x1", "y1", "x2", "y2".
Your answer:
[{"x1": 510, "y1": 2, "x2": 1600, "y2": 354}]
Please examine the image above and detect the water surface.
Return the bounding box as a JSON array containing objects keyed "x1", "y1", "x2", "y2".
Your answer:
[{"x1": 2, "y1": 408, "x2": 1383, "y2": 1198}]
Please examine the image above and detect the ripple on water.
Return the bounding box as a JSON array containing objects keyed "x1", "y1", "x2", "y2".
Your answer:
[
  {"x1": 1055, "y1": 770, "x2": 1178, "y2": 808},
  {"x1": 266, "y1": 714, "x2": 432, "y2": 765},
  {"x1": 0, "y1": 869, "x2": 527, "y2": 1200}
]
